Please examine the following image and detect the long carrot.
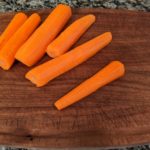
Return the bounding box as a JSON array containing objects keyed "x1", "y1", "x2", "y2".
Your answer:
[
  {"x1": 0, "y1": 13, "x2": 27, "y2": 50},
  {"x1": 55, "y1": 61, "x2": 125, "y2": 110},
  {"x1": 0, "y1": 13, "x2": 41, "y2": 70},
  {"x1": 26, "y1": 32, "x2": 112, "y2": 87},
  {"x1": 15, "y1": 4, "x2": 72, "y2": 67},
  {"x1": 46, "y1": 14, "x2": 96, "y2": 58}
]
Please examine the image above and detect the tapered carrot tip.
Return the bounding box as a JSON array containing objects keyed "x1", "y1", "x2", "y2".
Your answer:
[
  {"x1": 25, "y1": 72, "x2": 42, "y2": 87},
  {"x1": 0, "y1": 57, "x2": 10, "y2": 70},
  {"x1": 104, "y1": 32, "x2": 112, "y2": 42},
  {"x1": 58, "y1": 4, "x2": 72, "y2": 15},
  {"x1": 54, "y1": 61, "x2": 125, "y2": 110}
]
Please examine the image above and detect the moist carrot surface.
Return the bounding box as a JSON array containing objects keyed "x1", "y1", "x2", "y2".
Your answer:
[
  {"x1": 0, "y1": 13, "x2": 27, "y2": 50},
  {"x1": 15, "y1": 4, "x2": 72, "y2": 67},
  {"x1": 55, "y1": 61, "x2": 125, "y2": 110},
  {"x1": 26, "y1": 32, "x2": 112, "y2": 87},
  {"x1": 47, "y1": 14, "x2": 96, "y2": 58},
  {"x1": 0, "y1": 13, "x2": 41, "y2": 70}
]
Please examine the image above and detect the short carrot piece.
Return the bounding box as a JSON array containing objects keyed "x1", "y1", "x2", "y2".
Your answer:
[
  {"x1": 15, "y1": 4, "x2": 72, "y2": 67},
  {"x1": 47, "y1": 14, "x2": 96, "y2": 58},
  {"x1": 0, "y1": 13, "x2": 27, "y2": 50},
  {"x1": 55, "y1": 61, "x2": 125, "y2": 110},
  {"x1": 25, "y1": 32, "x2": 112, "y2": 87},
  {"x1": 0, "y1": 13, "x2": 41, "y2": 70}
]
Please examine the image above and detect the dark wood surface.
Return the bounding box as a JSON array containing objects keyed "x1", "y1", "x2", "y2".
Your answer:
[{"x1": 0, "y1": 8, "x2": 150, "y2": 148}]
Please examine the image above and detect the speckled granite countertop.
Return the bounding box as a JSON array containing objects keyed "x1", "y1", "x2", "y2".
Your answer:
[
  {"x1": 0, "y1": 0, "x2": 149, "y2": 12},
  {"x1": 0, "y1": 0, "x2": 150, "y2": 150}
]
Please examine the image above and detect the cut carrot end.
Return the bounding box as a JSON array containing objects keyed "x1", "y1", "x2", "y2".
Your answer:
[
  {"x1": 16, "y1": 13, "x2": 28, "y2": 19},
  {"x1": 112, "y1": 60, "x2": 125, "y2": 76},
  {"x1": 15, "y1": 56, "x2": 32, "y2": 67},
  {"x1": 87, "y1": 14, "x2": 96, "y2": 22},
  {"x1": 54, "y1": 102, "x2": 62, "y2": 110},
  {"x1": 32, "y1": 13, "x2": 41, "y2": 22},
  {"x1": 25, "y1": 73, "x2": 43, "y2": 87},
  {"x1": 58, "y1": 4, "x2": 72, "y2": 16},
  {"x1": 47, "y1": 48, "x2": 60, "y2": 58},
  {"x1": 0, "y1": 58, "x2": 11, "y2": 70},
  {"x1": 25, "y1": 73, "x2": 37, "y2": 85},
  {"x1": 17, "y1": 12, "x2": 27, "y2": 17},
  {"x1": 105, "y1": 32, "x2": 112, "y2": 42}
]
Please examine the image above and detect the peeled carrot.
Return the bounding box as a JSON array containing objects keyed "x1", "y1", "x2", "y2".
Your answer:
[
  {"x1": 15, "y1": 4, "x2": 72, "y2": 67},
  {"x1": 26, "y1": 32, "x2": 112, "y2": 87},
  {"x1": 55, "y1": 61, "x2": 125, "y2": 110},
  {"x1": 47, "y1": 14, "x2": 96, "y2": 58},
  {"x1": 0, "y1": 13, "x2": 41, "y2": 70},
  {"x1": 0, "y1": 13, "x2": 27, "y2": 50}
]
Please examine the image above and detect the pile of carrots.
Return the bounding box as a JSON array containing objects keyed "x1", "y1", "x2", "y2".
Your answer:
[{"x1": 0, "y1": 4, "x2": 125, "y2": 110}]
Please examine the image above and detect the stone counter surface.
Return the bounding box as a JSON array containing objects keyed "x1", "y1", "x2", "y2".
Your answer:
[
  {"x1": 0, "y1": 0, "x2": 149, "y2": 12},
  {"x1": 0, "y1": 0, "x2": 150, "y2": 150}
]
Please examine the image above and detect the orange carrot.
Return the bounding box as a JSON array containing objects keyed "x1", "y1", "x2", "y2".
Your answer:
[
  {"x1": 15, "y1": 4, "x2": 72, "y2": 67},
  {"x1": 47, "y1": 14, "x2": 96, "y2": 58},
  {"x1": 0, "y1": 13, "x2": 27, "y2": 50},
  {"x1": 0, "y1": 13, "x2": 41, "y2": 70},
  {"x1": 55, "y1": 61, "x2": 125, "y2": 110},
  {"x1": 26, "y1": 32, "x2": 112, "y2": 87}
]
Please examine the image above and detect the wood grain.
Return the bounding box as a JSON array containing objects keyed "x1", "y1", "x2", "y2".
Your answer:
[{"x1": 0, "y1": 8, "x2": 150, "y2": 148}]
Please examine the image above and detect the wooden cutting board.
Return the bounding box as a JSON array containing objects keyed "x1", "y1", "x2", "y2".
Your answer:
[{"x1": 0, "y1": 8, "x2": 150, "y2": 148}]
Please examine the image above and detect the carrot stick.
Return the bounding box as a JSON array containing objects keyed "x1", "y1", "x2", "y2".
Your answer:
[
  {"x1": 46, "y1": 14, "x2": 96, "y2": 58},
  {"x1": 26, "y1": 32, "x2": 112, "y2": 87},
  {"x1": 15, "y1": 4, "x2": 72, "y2": 67},
  {"x1": 0, "y1": 13, "x2": 27, "y2": 50},
  {"x1": 0, "y1": 13, "x2": 41, "y2": 70},
  {"x1": 55, "y1": 61, "x2": 125, "y2": 110}
]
